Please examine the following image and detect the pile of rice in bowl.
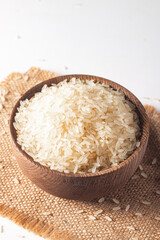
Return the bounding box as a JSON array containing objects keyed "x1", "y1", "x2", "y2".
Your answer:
[{"x1": 13, "y1": 78, "x2": 140, "y2": 174}]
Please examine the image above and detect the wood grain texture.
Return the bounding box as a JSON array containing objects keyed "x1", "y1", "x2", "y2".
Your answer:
[{"x1": 9, "y1": 75, "x2": 149, "y2": 200}]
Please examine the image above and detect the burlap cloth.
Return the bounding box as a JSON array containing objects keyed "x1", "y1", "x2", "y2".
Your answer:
[{"x1": 0, "y1": 67, "x2": 159, "y2": 240}]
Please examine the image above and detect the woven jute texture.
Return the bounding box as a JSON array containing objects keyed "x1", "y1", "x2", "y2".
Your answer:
[{"x1": 0, "y1": 67, "x2": 159, "y2": 240}]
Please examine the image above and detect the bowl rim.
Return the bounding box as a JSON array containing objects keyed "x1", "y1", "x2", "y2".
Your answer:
[{"x1": 10, "y1": 74, "x2": 150, "y2": 178}]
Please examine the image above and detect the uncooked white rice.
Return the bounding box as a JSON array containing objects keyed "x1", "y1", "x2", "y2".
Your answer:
[
  {"x1": 104, "y1": 216, "x2": 112, "y2": 221},
  {"x1": 93, "y1": 209, "x2": 103, "y2": 215},
  {"x1": 131, "y1": 174, "x2": 140, "y2": 180},
  {"x1": 135, "y1": 212, "x2": 142, "y2": 217},
  {"x1": 126, "y1": 226, "x2": 135, "y2": 231},
  {"x1": 0, "y1": 130, "x2": 6, "y2": 136},
  {"x1": 112, "y1": 206, "x2": 121, "y2": 211},
  {"x1": 138, "y1": 164, "x2": 143, "y2": 171},
  {"x1": 42, "y1": 212, "x2": 51, "y2": 216},
  {"x1": 0, "y1": 164, "x2": 3, "y2": 169},
  {"x1": 88, "y1": 215, "x2": 96, "y2": 220},
  {"x1": 152, "y1": 158, "x2": 157, "y2": 165},
  {"x1": 156, "y1": 190, "x2": 160, "y2": 195},
  {"x1": 14, "y1": 78, "x2": 140, "y2": 174},
  {"x1": 23, "y1": 75, "x2": 29, "y2": 81},
  {"x1": 1, "y1": 225, "x2": 4, "y2": 233},
  {"x1": 76, "y1": 210, "x2": 84, "y2": 214},
  {"x1": 125, "y1": 204, "x2": 130, "y2": 212},
  {"x1": 13, "y1": 178, "x2": 20, "y2": 184},
  {"x1": 112, "y1": 198, "x2": 120, "y2": 204},
  {"x1": 141, "y1": 172, "x2": 148, "y2": 179},
  {"x1": 0, "y1": 87, "x2": 8, "y2": 96},
  {"x1": 141, "y1": 200, "x2": 151, "y2": 205},
  {"x1": 98, "y1": 197, "x2": 105, "y2": 203}
]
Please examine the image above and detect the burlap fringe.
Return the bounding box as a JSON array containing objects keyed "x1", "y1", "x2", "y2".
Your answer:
[{"x1": 0, "y1": 203, "x2": 73, "y2": 240}]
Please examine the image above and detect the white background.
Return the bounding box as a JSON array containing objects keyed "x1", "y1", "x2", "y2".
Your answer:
[{"x1": 0, "y1": 0, "x2": 160, "y2": 239}]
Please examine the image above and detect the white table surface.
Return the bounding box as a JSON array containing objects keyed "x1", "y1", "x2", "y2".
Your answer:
[{"x1": 0, "y1": 0, "x2": 160, "y2": 239}]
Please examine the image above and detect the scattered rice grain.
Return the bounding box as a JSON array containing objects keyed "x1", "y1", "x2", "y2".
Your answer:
[
  {"x1": 156, "y1": 190, "x2": 160, "y2": 195},
  {"x1": 152, "y1": 158, "x2": 157, "y2": 165},
  {"x1": 0, "y1": 96, "x2": 5, "y2": 102},
  {"x1": 23, "y1": 75, "x2": 29, "y2": 81},
  {"x1": 42, "y1": 212, "x2": 51, "y2": 216},
  {"x1": 112, "y1": 206, "x2": 121, "y2": 211},
  {"x1": 13, "y1": 178, "x2": 20, "y2": 184},
  {"x1": 0, "y1": 88, "x2": 8, "y2": 96},
  {"x1": 0, "y1": 164, "x2": 3, "y2": 169},
  {"x1": 142, "y1": 97, "x2": 150, "y2": 100},
  {"x1": 93, "y1": 209, "x2": 103, "y2": 215},
  {"x1": 0, "y1": 130, "x2": 5, "y2": 135},
  {"x1": 0, "y1": 104, "x2": 3, "y2": 110},
  {"x1": 88, "y1": 215, "x2": 96, "y2": 220},
  {"x1": 77, "y1": 210, "x2": 84, "y2": 214},
  {"x1": 126, "y1": 226, "x2": 135, "y2": 230},
  {"x1": 125, "y1": 204, "x2": 130, "y2": 212},
  {"x1": 132, "y1": 174, "x2": 139, "y2": 180},
  {"x1": 152, "y1": 98, "x2": 160, "y2": 102},
  {"x1": 98, "y1": 197, "x2": 105, "y2": 203},
  {"x1": 14, "y1": 75, "x2": 22, "y2": 80},
  {"x1": 155, "y1": 216, "x2": 160, "y2": 221},
  {"x1": 138, "y1": 164, "x2": 143, "y2": 171},
  {"x1": 1, "y1": 225, "x2": 4, "y2": 233},
  {"x1": 135, "y1": 212, "x2": 142, "y2": 217},
  {"x1": 104, "y1": 216, "x2": 112, "y2": 221},
  {"x1": 141, "y1": 200, "x2": 151, "y2": 205},
  {"x1": 112, "y1": 198, "x2": 120, "y2": 204},
  {"x1": 141, "y1": 172, "x2": 148, "y2": 178},
  {"x1": 136, "y1": 141, "x2": 140, "y2": 147}
]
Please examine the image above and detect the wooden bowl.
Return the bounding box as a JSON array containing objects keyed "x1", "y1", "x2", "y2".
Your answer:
[{"x1": 10, "y1": 75, "x2": 149, "y2": 200}]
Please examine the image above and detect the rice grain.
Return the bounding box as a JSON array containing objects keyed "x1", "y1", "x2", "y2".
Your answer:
[
  {"x1": 112, "y1": 206, "x2": 121, "y2": 211},
  {"x1": 135, "y1": 212, "x2": 142, "y2": 217},
  {"x1": 13, "y1": 78, "x2": 140, "y2": 174},
  {"x1": 93, "y1": 209, "x2": 103, "y2": 215},
  {"x1": 0, "y1": 164, "x2": 3, "y2": 169},
  {"x1": 112, "y1": 198, "x2": 120, "y2": 204},
  {"x1": 141, "y1": 200, "x2": 151, "y2": 205},
  {"x1": 104, "y1": 216, "x2": 112, "y2": 221},
  {"x1": 77, "y1": 210, "x2": 84, "y2": 214},
  {"x1": 98, "y1": 197, "x2": 105, "y2": 203},
  {"x1": 141, "y1": 172, "x2": 148, "y2": 179},
  {"x1": 131, "y1": 174, "x2": 139, "y2": 180},
  {"x1": 152, "y1": 158, "x2": 157, "y2": 165},
  {"x1": 156, "y1": 190, "x2": 160, "y2": 195},
  {"x1": 138, "y1": 164, "x2": 143, "y2": 171},
  {"x1": 13, "y1": 178, "x2": 20, "y2": 184},
  {"x1": 125, "y1": 204, "x2": 130, "y2": 212},
  {"x1": 126, "y1": 226, "x2": 135, "y2": 230},
  {"x1": 23, "y1": 75, "x2": 29, "y2": 81},
  {"x1": 88, "y1": 215, "x2": 96, "y2": 220},
  {"x1": 1, "y1": 225, "x2": 4, "y2": 233}
]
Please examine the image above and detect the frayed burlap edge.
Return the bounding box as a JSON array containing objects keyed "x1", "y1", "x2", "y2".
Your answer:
[{"x1": 0, "y1": 204, "x2": 74, "y2": 240}]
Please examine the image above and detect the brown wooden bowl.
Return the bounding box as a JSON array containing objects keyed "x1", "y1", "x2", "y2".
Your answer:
[{"x1": 10, "y1": 75, "x2": 149, "y2": 200}]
